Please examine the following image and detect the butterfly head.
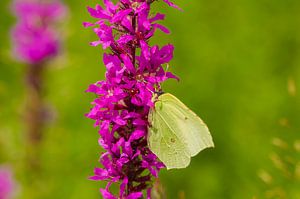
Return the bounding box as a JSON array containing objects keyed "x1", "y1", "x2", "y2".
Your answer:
[{"x1": 151, "y1": 90, "x2": 165, "y2": 104}]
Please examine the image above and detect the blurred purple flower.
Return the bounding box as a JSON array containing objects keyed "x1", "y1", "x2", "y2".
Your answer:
[
  {"x1": 11, "y1": 0, "x2": 67, "y2": 64},
  {"x1": 85, "y1": 0, "x2": 179, "y2": 198},
  {"x1": 0, "y1": 166, "x2": 15, "y2": 199}
]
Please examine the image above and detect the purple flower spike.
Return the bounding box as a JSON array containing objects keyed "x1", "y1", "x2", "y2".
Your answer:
[
  {"x1": 0, "y1": 166, "x2": 15, "y2": 199},
  {"x1": 85, "y1": 0, "x2": 180, "y2": 198},
  {"x1": 11, "y1": 0, "x2": 67, "y2": 64}
]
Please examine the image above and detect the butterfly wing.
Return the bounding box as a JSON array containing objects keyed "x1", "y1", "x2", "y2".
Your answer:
[
  {"x1": 148, "y1": 100, "x2": 191, "y2": 169},
  {"x1": 148, "y1": 93, "x2": 214, "y2": 169},
  {"x1": 158, "y1": 93, "x2": 214, "y2": 157}
]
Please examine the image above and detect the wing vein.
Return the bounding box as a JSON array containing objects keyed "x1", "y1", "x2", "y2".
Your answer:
[{"x1": 156, "y1": 109, "x2": 187, "y2": 151}]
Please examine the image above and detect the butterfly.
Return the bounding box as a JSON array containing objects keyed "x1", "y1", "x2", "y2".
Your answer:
[{"x1": 148, "y1": 93, "x2": 214, "y2": 169}]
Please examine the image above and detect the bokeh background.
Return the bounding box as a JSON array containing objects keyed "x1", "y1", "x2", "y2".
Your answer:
[{"x1": 1, "y1": 0, "x2": 300, "y2": 198}]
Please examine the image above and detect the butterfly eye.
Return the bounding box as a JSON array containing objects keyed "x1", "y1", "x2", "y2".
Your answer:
[
  {"x1": 170, "y1": 138, "x2": 176, "y2": 143},
  {"x1": 156, "y1": 90, "x2": 165, "y2": 96}
]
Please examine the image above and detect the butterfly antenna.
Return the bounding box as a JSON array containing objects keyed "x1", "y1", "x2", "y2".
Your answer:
[
  {"x1": 163, "y1": 64, "x2": 170, "y2": 80},
  {"x1": 146, "y1": 87, "x2": 154, "y2": 94}
]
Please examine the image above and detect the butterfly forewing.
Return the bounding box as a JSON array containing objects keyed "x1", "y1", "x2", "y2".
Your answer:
[{"x1": 148, "y1": 100, "x2": 190, "y2": 169}]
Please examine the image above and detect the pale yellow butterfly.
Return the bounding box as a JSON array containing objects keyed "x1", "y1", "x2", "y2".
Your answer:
[{"x1": 148, "y1": 93, "x2": 214, "y2": 169}]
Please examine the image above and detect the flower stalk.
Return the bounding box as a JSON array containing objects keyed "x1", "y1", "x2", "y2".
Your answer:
[
  {"x1": 25, "y1": 63, "x2": 45, "y2": 169},
  {"x1": 11, "y1": 0, "x2": 66, "y2": 169},
  {"x1": 85, "y1": 0, "x2": 180, "y2": 198}
]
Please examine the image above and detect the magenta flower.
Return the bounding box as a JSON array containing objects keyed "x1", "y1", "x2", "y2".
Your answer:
[
  {"x1": 0, "y1": 166, "x2": 15, "y2": 199},
  {"x1": 85, "y1": 0, "x2": 180, "y2": 198},
  {"x1": 11, "y1": 0, "x2": 66, "y2": 64}
]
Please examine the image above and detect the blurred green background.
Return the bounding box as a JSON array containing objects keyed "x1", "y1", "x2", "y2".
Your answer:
[{"x1": 1, "y1": 0, "x2": 300, "y2": 198}]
